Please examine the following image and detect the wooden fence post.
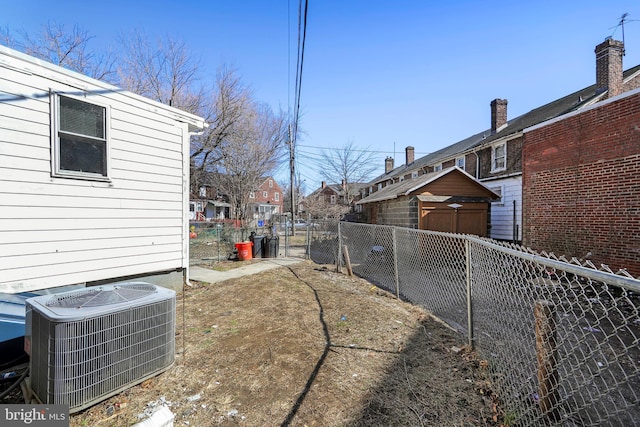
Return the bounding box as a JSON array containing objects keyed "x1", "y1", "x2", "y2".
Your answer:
[
  {"x1": 534, "y1": 300, "x2": 560, "y2": 421},
  {"x1": 342, "y1": 245, "x2": 353, "y2": 276}
]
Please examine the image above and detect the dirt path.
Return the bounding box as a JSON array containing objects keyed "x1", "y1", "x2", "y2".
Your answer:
[{"x1": 69, "y1": 261, "x2": 500, "y2": 426}]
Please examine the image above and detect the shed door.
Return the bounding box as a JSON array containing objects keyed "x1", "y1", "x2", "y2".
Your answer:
[
  {"x1": 421, "y1": 205, "x2": 488, "y2": 236},
  {"x1": 457, "y1": 210, "x2": 486, "y2": 236},
  {"x1": 422, "y1": 209, "x2": 454, "y2": 232}
]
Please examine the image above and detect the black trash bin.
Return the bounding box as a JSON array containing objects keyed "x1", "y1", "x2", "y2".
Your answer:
[
  {"x1": 263, "y1": 235, "x2": 279, "y2": 258},
  {"x1": 249, "y1": 232, "x2": 265, "y2": 259}
]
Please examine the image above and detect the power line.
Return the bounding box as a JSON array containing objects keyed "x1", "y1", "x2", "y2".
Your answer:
[{"x1": 297, "y1": 143, "x2": 431, "y2": 156}]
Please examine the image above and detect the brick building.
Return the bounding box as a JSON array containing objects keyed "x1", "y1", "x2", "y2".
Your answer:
[
  {"x1": 360, "y1": 38, "x2": 640, "y2": 244},
  {"x1": 522, "y1": 88, "x2": 640, "y2": 276},
  {"x1": 247, "y1": 176, "x2": 283, "y2": 220}
]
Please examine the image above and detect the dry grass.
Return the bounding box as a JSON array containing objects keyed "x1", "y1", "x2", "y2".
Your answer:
[{"x1": 69, "y1": 261, "x2": 501, "y2": 426}]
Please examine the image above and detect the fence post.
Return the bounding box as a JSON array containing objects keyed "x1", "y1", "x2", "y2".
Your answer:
[
  {"x1": 337, "y1": 221, "x2": 343, "y2": 273},
  {"x1": 392, "y1": 227, "x2": 400, "y2": 299},
  {"x1": 465, "y1": 238, "x2": 474, "y2": 349},
  {"x1": 306, "y1": 214, "x2": 311, "y2": 260},
  {"x1": 534, "y1": 300, "x2": 560, "y2": 421},
  {"x1": 284, "y1": 217, "x2": 289, "y2": 257},
  {"x1": 343, "y1": 245, "x2": 353, "y2": 276}
]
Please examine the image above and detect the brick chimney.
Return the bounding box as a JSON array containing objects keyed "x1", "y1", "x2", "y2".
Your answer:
[
  {"x1": 595, "y1": 38, "x2": 624, "y2": 98},
  {"x1": 321, "y1": 181, "x2": 326, "y2": 189},
  {"x1": 405, "y1": 146, "x2": 415, "y2": 165},
  {"x1": 490, "y1": 99, "x2": 508, "y2": 133},
  {"x1": 385, "y1": 156, "x2": 394, "y2": 174}
]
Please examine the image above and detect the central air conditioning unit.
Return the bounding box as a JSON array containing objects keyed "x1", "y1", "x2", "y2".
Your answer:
[{"x1": 25, "y1": 282, "x2": 176, "y2": 413}]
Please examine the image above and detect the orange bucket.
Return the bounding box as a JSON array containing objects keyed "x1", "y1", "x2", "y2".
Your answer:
[{"x1": 235, "y1": 241, "x2": 253, "y2": 261}]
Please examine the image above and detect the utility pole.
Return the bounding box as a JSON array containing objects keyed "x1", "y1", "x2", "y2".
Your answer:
[{"x1": 289, "y1": 122, "x2": 296, "y2": 237}]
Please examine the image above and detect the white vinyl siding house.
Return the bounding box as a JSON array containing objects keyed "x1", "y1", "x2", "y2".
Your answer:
[
  {"x1": 0, "y1": 46, "x2": 206, "y2": 293},
  {"x1": 483, "y1": 176, "x2": 522, "y2": 242}
]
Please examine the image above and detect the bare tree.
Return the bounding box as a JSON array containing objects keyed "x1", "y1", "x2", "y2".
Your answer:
[
  {"x1": 14, "y1": 22, "x2": 117, "y2": 82},
  {"x1": 117, "y1": 30, "x2": 203, "y2": 112},
  {"x1": 215, "y1": 101, "x2": 287, "y2": 222},
  {"x1": 303, "y1": 193, "x2": 351, "y2": 220},
  {"x1": 190, "y1": 66, "x2": 253, "y2": 192},
  {"x1": 320, "y1": 141, "x2": 379, "y2": 206},
  {"x1": 116, "y1": 31, "x2": 241, "y2": 195},
  {"x1": 0, "y1": 26, "x2": 16, "y2": 48}
]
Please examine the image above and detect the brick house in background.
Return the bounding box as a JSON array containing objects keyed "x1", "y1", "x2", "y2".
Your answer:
[
  {"x1": 523, "y1": 87, "x2": 640, "y2": 276},
  {"x1": 247, "y1": 176, "x2": 283, "y2": 221},
  {"x1": 359, "y1": 38, "x2": 640, "y2": 242}
]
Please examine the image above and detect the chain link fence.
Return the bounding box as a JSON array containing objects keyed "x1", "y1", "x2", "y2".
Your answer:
[
  {"x1": 189, "y1": 215, "x2": 314, "y2": 263},
  {"x1": 310, "y1": 221, "x2": 640, "y2": 427},
  {"x1": 189, "y1": 221, "x2": 282, "y2": 262}
]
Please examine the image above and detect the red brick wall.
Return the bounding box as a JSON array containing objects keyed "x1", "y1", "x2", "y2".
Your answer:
[
  {"x1": 254, "y1": 177, "x2": 284, "y2": 212},
  {"x1": 523, "y1": 91, "x2": 640, "y2": 275}
]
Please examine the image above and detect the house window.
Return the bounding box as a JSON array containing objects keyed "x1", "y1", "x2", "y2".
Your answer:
[
  {"x1": 456, "y1": 157, "x2": 465, "y2": 169},
  {"x1": 490, "y1": 185, "x2": 504, "y2": 206},
  {"x1": 434, "y1": 164, "x2": 442, "y2": 172},
  {"x1": 399, "y1": 176, "x2": 404, "y2": 182},
  {"x1": 269, "y1": 179, "x2": 273, "y2": 188},
  {"x1": 274, "y1": 192, "x2": 279, "y2": 201},
  {"x1": 263, "y1": 191, "x2": 268, "y2": 198},
  {"x1": 52, "y1": 93, "x2": 109, "y2": 180},
  {"x1": 411, "y1": 171, "x2": 418, "y2": 178},
  {"x1": 330, "y1": 195, "x2": 336, "y2": 204},
  {"x1": 199, "y1": 187, "x2": 207, "y2": 197},
  {"x1": 249, "y1": 191, "x2": 255, "y2": 199},
  {"x1": 378, "y1": 183, "x2": 383, "y2": 190},
  {"x1": 492, "y1": 143, "x2": 506, "y2": 172}
]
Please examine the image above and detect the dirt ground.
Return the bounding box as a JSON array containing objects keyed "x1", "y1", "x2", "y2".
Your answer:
[{"x1": 65, "y1": 260, "x2": 503, "y2": 427}]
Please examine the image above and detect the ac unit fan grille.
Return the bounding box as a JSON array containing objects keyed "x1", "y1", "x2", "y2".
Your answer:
[{"x1": 46, "y1": 283, "x2": 157, "y2": 308}]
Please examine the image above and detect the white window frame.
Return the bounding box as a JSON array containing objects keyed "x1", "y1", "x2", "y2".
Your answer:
[
  {"x1": 263, "y1": 191, "x2": 268, "y2": 198},
  {"x1": 491, "y1": 143, "x2": 507, "y2": 172},
  {"x1": 490, "y1": 185, "x2": 505, "y2": 206},
  {"x1": 411, "y1": 171, "x2": 418, "y2": 178},
  {"x1": 199, "y1": 187, "x2": 207, "y2": 197},
  {"x1": 434, "y1": 164, "x2": 442, "y2": 172},
  {"x1": 456, "y1": 156, "x2": 465, "y2": 169},
  {"x1": 51, "y1": 92, "x2": 110, "y2": 181},
  {"x1": 269, "y1": 179, "x2": 273, "y2": 188},
  {"x1": 249, "y1": 191, "x2": 255, "y2": 199},
  {"x1": 274, "y1": 192, "x2": 279, "y2": 201},
  {"x1": 330, "y1": 194, "x2": 337, "y2": 204}
]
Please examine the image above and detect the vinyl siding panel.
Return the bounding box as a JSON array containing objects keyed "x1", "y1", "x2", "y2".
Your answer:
[
  {"x1": 483, "y1": 176, "x2": 522, "y2": 241},
  {"x1": 0, "y1": 46, "x2": 202, "y2": 292}
]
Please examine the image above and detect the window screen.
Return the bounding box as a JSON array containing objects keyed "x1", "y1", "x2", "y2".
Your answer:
[{"x1": 55, "y1": 95, "x2": 108, "y2": 178}]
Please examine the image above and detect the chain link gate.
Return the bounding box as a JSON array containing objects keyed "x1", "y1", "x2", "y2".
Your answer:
[{"x1": 314, "y1": 221, "x2": 640, "y2": 427}]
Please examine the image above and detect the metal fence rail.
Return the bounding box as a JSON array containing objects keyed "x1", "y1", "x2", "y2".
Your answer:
[{"x1": 310, "y1": 221, "x2": 640, "y2": 427}]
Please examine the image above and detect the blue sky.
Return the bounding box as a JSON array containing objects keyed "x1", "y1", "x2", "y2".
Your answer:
[{"x1": 2, "y1": 1, "x2": 640, "y2": 193}]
